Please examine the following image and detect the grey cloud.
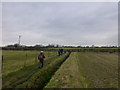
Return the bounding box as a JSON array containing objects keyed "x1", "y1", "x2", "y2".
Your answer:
[{"x1": 2, "y1": 2, "x2": 118, "y2": 46}]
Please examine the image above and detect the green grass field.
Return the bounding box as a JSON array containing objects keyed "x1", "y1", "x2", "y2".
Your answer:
[
  {"x1": 2, "y1": 50, "x2": 58, "y2": 88},
  {"x1": 45, "y1": 52, "x2": 118, "y2": 88},
  {"x1": 16, "y1": 52, "x2": 70, "y2": 88},
  {"x1": 2, "y1": 50, "x2": 118, "y2": 88},
  {"x1": 2, "y1": 50, "x2": 57, "y2": 76}
]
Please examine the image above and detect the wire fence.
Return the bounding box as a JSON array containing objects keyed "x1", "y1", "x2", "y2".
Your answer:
[
  {"x1": 2, "y1": 50, "x2": 58, "y2": 76},
  {"x1": 2, "y1": 50, "x2": 40, "y2": 75}
]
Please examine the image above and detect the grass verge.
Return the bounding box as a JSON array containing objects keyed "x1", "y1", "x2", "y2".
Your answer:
[
  {"x1": 16, "y1": 52, "x2": 70, "y2": 88},
  {"x1": 2, "y1": 54, "x2": 59, "y2": 88}
]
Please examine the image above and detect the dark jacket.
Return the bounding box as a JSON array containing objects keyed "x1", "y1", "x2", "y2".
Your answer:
[{"x1": 38, "y1": 53, "x2": 45, "y2": 60}]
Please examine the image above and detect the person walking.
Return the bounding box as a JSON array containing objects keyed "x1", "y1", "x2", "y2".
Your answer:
[
  {"x1": 58, "y1": 48, "x2": 61, "y2": 56},
  {"x1": 38, "y1": 51, "x2": 45, "y2": 68},
  {"x1": 60, "y1": 48, "x2": 64, "y2": 55}
]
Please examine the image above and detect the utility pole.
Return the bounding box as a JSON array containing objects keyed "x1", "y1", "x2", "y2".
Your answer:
[{"x1": 18, "y1": 35, "x2": 21, "y2": 45}]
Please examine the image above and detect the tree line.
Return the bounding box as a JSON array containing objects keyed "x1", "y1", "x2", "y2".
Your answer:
[{"x1": 1, "y1": 44, "x2": 119, "y2": 53}]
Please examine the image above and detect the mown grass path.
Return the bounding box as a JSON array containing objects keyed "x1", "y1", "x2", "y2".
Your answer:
[
  {"x1": 46, "y1": 52, "x2": 118, "y2": 88},
  {"x1": 2, "y1": 51, "x2": 58, "y2": 88}
]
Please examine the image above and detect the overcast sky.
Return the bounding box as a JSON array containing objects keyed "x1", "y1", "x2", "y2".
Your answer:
[{"x1": 2, "y1": 2, "x2": 118, "y2": 46}]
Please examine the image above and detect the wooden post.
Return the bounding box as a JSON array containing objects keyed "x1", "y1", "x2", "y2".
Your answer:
[
  {"x1": 34, "y1": 50, "x2": 36, "y2": 64},
  {"x1": 36, "y1": 50, "x2": 37, "y2": 64},
  {"x1": 24, "y1": 52, "x2": 27, "y2": 67},
  {"x1": 26, "y1": 53, "x2": 27, "y2": 65},
  {"x1": 35, "y1": 50, "x2": 37, "y2": 64},
  {"x1": 2, "y1": 55, "x2": 3, "y2": 70}
]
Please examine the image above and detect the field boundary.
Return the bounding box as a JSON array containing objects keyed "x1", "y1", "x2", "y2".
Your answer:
[
  {"x1": 2, "y1": 54, "x2": 59, "y2": 88},
  {"x1": 16, "y1": 52, "x2": 70, "y2": 89}
]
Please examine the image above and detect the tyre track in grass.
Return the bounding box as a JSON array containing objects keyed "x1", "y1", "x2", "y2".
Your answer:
[
  {"x1": 2, "y1": 54, "x2": 59, "y2": 88},
  {"x1": 15, "y1": 52, "x2": 70, "y2": 89},
  {"x1": 85, "y1": 52, "x2": 118, "y2": 77},
  {"x1": 77, "y1": 52, "x2": 118, "y2": 88},
  {"x1": 45, "y1": 52, "x2": 118, "y2": 88},
  {"x1": 92, "y1": 52, "x2": 118, "y2": 69}
]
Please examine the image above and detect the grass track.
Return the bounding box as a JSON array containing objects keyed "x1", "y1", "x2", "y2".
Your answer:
[
  {"x1": 16, "y1": 52, "x2": 70, "y2": 88},
  {"x1": 2, "y1": 50, "x2": 57, "y2": 76},
  {"x1": 45, "y1": 52, "x2": 118, "y2": 88},
  {"x1": 2, "y1": 51, "x2": 58, "y2": 88}
]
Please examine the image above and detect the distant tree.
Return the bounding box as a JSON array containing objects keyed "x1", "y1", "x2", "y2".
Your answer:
[
  {"x1": 46, "y1": 44, "x2": 55, "y2": 48},
  {"x1": 77, "y1": 46, "x2": 81, "y2": 48},
  {"x1": 34, "y1": 45, "x2": 43, "y2": 48},
  {"x1": 14, "y1": 43, "x2": 19, "y2": 48},
  {"x1": 6, "y1": 43, "x2": 19, "y2": 48},
  {"x1": 6, "y1": 45, "x2": 14, "y2": 47},
  {"x1": 86, "y1": 46, "x2": 89, "y2": 48}
]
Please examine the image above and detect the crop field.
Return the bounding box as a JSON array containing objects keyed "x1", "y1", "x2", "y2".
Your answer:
[{"x1": 2, "y1": 50, "x2": 118, "y2": 88}]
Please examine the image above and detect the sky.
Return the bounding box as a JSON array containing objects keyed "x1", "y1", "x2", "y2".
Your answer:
[{"x1": 2, "y1": 2, "x2": 118, "y2": 46}]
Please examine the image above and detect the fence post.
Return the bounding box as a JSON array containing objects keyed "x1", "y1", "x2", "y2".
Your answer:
[
  {"x1": 26, "y1": 53, "x2": 27, "y2": 65},
  {"x1": 35, "y1": 50, "x2": 37, "y2": 64},
  {"x1": 34, "y1": 50, "x2": 36, "y2": 64},
  {"x1": 2, "y1": 55, "x2": 3, "y2": 70},
  {"x1": 24, "y1": 52, "x2": 27, "y2": 67}
]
